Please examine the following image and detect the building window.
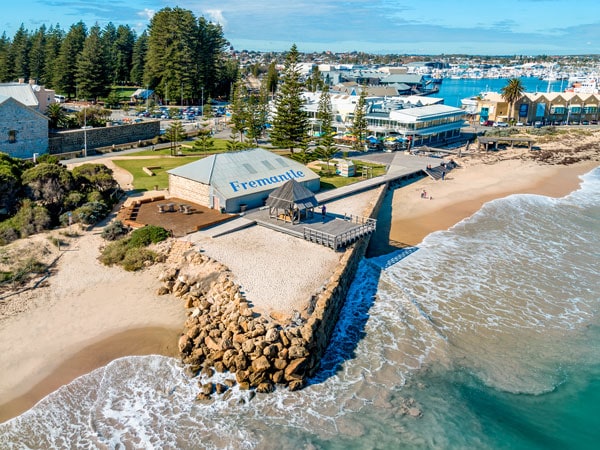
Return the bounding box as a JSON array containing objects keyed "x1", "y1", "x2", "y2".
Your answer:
[{"x1": 8, "y1": 130, "x2": 17, "y2": 143}]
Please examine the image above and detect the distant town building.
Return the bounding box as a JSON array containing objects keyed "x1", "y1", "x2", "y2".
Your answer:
[
  {"x1": 471, "y1": 91, "x2": 600, "y2": 125},
  {"x1": 302, "y1": 92, "x2": 464, "y2": 147}
]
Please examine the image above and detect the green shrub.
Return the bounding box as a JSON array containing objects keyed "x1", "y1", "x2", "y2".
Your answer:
[
  {"x1": 11, "y1": 201, "x2": 51, "y2": 237},
  {"x1": 64, "y1": 191, "x2": 85, "y2": 210},
  {"x1": 73, "y1": 201, "x2": 108, "y2": 225},
  {"x1": 99, "y1": 239, "x2": 129, "y2": 266},
  {"x1": 101, "y1": 220, "x2": 129, "y2": 241},
  {"x1": 121, "y1": 247, "x2": 157, "y2": 271},
  {"x1": 127, "y1": 225, "x2": 169, "y2": 248},
  {"x1": 86, "y1": 190, "x2": 104, "y2": 203}
]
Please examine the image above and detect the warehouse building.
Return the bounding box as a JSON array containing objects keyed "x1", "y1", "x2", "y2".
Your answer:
[{"x1": 167, "y1": 148, "x2": 320, "y2": 213}]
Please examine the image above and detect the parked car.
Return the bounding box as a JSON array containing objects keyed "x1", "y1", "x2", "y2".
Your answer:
[
  {"x1": 534, "y1": 121, "x2": 543, "y2": 128},
  {"x1": 481, "y1": 120, "x2": 494, "y2": 126},
  {"x1": 493, "y1": 122, "x2": 509, "y2": 127}
]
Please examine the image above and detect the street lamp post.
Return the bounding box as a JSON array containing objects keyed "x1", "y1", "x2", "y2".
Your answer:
[
  {"x1": 201, "y1": 87, "x2": 204, "y2": 117},
  {"x1": 82, "y1": 107, "x2": 88, "y2": 157}
]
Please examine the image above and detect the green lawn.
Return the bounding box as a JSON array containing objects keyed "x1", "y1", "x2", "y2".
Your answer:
[
  {"x1": 113, "y1": 156, "x2": 202, "y2": 191},
  {"x1": 130, "y1": 138, "x2": 233, "y2": 156},
  {"x1": 317, "y1": 160, "x2": 387, "y2": 190}
]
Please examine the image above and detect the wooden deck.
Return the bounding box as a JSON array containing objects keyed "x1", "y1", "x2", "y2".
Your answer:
[{"x1": 245, "y1": 208, "x2": 376, "y2": 250}]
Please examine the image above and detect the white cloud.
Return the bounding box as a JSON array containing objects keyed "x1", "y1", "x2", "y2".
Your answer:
[
  {"x1": 205, "y1": 9, "x2": 227, "y2": 28},
  {"x1": 137, "y1": 8, "x2": 155, "y2": 21}
]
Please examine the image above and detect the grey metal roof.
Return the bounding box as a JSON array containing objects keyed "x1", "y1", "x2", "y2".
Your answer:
[
  {"x1": 391, "y1": 104, "x2": 464, "y2": 121},
  {"x1": 266, "y1": 179, "x2": 318, "y2": 210},
  {"x1": 168, "y1": 148, "x2": 320, "y2": 200},
  {"x1": 0, "y1": 83, "x2": 39, "y2": 107}
]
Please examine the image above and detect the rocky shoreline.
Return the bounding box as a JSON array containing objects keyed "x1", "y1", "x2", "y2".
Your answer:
[{"x1": 158, "y1": 243, "x2": 318, "y2": 398}]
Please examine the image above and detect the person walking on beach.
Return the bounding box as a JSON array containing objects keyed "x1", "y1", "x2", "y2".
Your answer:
[
  {"x1": 321, "y1": 205, "x2": 327, "y2": 221},
  {"x1": 441, "y1": 171, "x2": 446, "y2": 181}
]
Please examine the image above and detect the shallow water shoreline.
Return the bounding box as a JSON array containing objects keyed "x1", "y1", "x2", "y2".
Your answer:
[{"x1": 0, "y1": 327, "x2": 180, "y2": 423}]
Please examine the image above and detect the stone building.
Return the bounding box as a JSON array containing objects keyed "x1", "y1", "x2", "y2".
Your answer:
[
  {"x1": 168, "y1": 148, "x2": 320, "y2": 213},
  {"x1": 0, "y1": 95, "x2": 48, "y2": 159}
]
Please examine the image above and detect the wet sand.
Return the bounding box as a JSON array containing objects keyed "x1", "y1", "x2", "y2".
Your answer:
[
  {"x1": 387, "y1": 161, "x2": 598, "y2": 248},
  {"x1": 0, "y1": 327, "x2": 179, "y2": 423}
]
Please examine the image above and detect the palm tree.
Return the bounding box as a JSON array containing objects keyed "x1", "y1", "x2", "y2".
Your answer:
[
  {"x1": 500, "y1": 78, "x2": 525, "y2": 124},
  {"x1": 46, "y1": 102, "x2": 67, "y2": 129}
]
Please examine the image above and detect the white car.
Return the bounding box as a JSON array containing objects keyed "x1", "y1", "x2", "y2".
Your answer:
[{"x1": 493, "y1": 122, "x2": 509, "y2": 127}]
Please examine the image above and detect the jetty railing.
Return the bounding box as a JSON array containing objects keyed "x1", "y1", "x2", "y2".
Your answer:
[
  {"x1": 343, "y1": 214, "x2": 377, "y2": 230},
  {"x1": 303, "y1": 215, "x2": 377, "y2": 249},
  {"x1": 303, "y1": 228, "x2": 337, "y2": 249}
]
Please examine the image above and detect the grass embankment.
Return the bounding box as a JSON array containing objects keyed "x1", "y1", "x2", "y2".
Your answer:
[{"x1": 112, "y1": 156, "x2": 200, "y2": 191}]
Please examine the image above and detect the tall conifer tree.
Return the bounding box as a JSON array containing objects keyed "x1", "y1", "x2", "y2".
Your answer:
[
  {"x1": 270, "y1": 44, "x2": 308, "y2": 153},
  {"x1": 76, "y1": 25, "x2": 110, "y2": 100},
  {"x1": 54, "y1": 22, "x2": 87, "y2": 98}
]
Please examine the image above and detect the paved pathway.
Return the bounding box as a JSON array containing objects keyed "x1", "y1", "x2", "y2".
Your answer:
[{"x1": 316, "y1": 153, "x2": 445, "y2": 204}]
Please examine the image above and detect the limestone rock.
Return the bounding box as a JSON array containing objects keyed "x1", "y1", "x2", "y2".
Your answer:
[
  {"x1": 251, "y1": 355, "x2": 271, "y2": 373},
  {"x1": 288, "y1": 345, "x2": 308, "y2": 359},
  {"x1": 284, "y1": 358, "x2": 307, "y2": 380},
  {"x1": 256, "y1": 382, "x2": 275, "y2": 394}
]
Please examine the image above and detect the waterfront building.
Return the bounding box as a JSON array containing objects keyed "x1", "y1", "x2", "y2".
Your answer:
[
  {"x1": 167, "y1": 148, "x2": 320, "y2": 213},
  {"x1": 475, "y1": 91, "x2": 600, "y2": 125},
  {"x1": 302, "y1": 91, "x2": 465, "y2": 148}
]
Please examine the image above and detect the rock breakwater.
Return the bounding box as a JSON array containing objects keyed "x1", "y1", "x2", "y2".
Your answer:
[{"x1": 157, "y1": 244, "x2": 318, "y2": 397}]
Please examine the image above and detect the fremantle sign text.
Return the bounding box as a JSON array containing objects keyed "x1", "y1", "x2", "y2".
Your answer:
[{"x1": 229, "y1": 169, "x2": 305, "y2": 193}]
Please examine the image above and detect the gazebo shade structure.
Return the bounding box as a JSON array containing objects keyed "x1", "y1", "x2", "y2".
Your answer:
[{"x1": 265, "y1": 179, "x2": 319, "y2": 224}]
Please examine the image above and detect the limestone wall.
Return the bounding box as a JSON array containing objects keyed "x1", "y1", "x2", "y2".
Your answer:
[
  {"x1": 168, "y1": 174, "x2": 211, "y2": 208},
  {"x1": 300, "y1": 184, "x2": 388, "y2": 375},
  {"x1": 48, "y1": 121, "x2": 160, "y2": 154}
]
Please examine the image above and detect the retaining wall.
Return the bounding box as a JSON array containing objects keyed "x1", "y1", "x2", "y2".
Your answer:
[
  {"x1": 48, "y1": 120, "x2": 160, "y2": 154},
  {"x1": 301, "y1": 183, "x2": 388, "y2": 375}
]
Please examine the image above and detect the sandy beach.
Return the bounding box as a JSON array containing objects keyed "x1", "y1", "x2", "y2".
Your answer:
[
  {"x1": 1, "y1": 131, "x2": 598, "y2": 423},
  {"x1": 0, "y1": 231, "x2": 186, "y2": 422},
  {"x1": 386, "y1": 159, "x2": 598, "y2": 247}
]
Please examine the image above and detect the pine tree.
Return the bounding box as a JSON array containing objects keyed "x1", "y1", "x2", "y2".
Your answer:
[
  {"x1": 130, "y1": 31, "x2": 148, "y2": 86},
  {"x1": 265, "y1": 61, "x2": 278, "y2": 95},
  {"x1": 54, "y1": 22, "x2": 87, "y2": 98},
  {"x1": 350, "y1": 86, "x2": 369, "y2": 150},
  {"x1": 113, "y1": 25, "x2": 135, "y2": 85},
  {"x1": 0, "y1": 33, "x2": 10, "y2": 82},
  {"x1": 145, "y1": 7, "x2": 199, "y2": 104},
  {"x1": 42, "y1": 25, "x2": 64, "y2": 88},
  {"x1": 229, "y1": 77, "x2": 248, "y2": 141},
  {"x1": 196, "y1": 17, "x2": 228, "y2": 100},
  {"x1": 8, "y1": 24, "x2": 31, "y2": 81},
  {"x1": 165, "y1": 120, "x2": 186, "y2": 156},
  {"x1": 101, "y1": 23, "x2": 117, "y2": 85},
  {"x1": 270, "y1": 44, "x2": 308, "y2": 153},
  {"x1": 315, "y1": 85, "x2": 337, "y2": 173},
  {"x1": 29, "y1": 26, "x2": 47, "y2": 84},
  {"x1": 76, "y1": 25, "x2": 110, "y2": 100},
  {"x1": 246, "y1": 80, "x2": 270, "y2": 145}
]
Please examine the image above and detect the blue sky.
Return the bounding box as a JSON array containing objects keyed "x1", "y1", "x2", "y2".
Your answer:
[{"x1": 2, "y1": 0, "x2": 600, "y2": 55}]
